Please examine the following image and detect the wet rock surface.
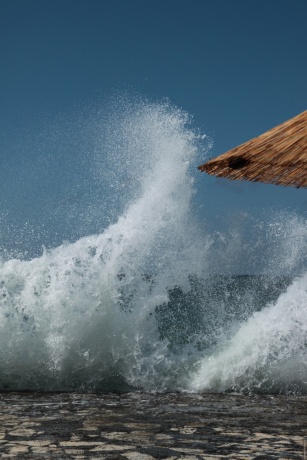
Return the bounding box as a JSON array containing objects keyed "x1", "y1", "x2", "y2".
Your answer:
[{"x1": 0, "y1": 391, "x2": 306, "y2": 459}]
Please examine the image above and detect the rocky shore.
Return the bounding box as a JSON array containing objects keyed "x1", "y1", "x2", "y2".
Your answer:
[{"x1": 0, "y1": 391, "x2": 306, "y2": 459}]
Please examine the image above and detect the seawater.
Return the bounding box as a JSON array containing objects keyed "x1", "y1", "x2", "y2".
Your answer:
[{"x1": 1, "y1": 98, "x2": 307, "y2": 394}]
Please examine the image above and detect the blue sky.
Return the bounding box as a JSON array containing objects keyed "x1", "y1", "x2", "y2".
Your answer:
[{"x1": 1, "y1": 0, "x2": 307, "y2": 260}]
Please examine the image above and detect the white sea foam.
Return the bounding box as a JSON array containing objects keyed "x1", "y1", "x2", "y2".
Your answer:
[
  {"x1": 0, "y1": 100, "x2": 209, "y2": 391},
  {"x1": 1, "y1": 97, "x2": 307, "y2": 393},
  {"x1": 190, "y1": 273, "x2": 307, "y2": 393}
]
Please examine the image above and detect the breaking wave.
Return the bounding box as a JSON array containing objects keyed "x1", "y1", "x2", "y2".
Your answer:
[{"x1": 1, "y1": 97, "x2": 307, "y2": 393}]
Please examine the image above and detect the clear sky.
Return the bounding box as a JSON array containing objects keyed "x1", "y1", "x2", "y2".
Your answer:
[{"x1": 1, "y1": 0, "x2": 307, "y2": 262}]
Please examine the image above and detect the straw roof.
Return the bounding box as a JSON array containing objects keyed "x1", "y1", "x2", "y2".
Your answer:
[{"x1": 198, "y1": 110, "x2": 307, "y2": 188}]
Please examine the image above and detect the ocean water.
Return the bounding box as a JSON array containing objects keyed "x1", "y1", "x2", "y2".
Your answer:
[{"x1": 1, "y1": 98, "x2": 307, "y2": 394}]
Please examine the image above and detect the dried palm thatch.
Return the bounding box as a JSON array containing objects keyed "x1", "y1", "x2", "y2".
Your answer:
[{"x1": 198, "y1": 110, "x2": 307, "y2": 188}]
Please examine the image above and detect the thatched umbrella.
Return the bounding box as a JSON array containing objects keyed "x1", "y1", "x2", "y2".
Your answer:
[{"x1": 198, "y1": 110, "x2": 307, "y2": 188}]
